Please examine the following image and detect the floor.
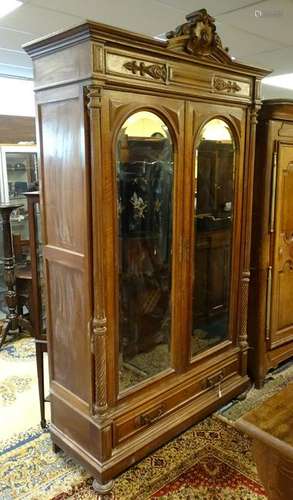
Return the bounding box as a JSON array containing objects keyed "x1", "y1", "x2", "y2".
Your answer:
[
  {"x1": 1, "y1": 334, "x2": 292, "y2": 499},
  {"x1": 0, "y1": 335, "x2": 50, "y2": 441}
]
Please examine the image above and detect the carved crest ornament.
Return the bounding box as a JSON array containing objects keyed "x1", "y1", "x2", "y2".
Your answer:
[{"x1": 166, "y1": 8, "x2": 231, "y2": 63}]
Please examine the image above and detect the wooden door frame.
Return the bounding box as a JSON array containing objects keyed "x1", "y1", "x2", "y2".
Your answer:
[
  {"x1": 100, "y1": 88, "x2": 186, "y2": 407},
  {"x1": 269, "y1": 140, "x2": 293, "y2": 349}
]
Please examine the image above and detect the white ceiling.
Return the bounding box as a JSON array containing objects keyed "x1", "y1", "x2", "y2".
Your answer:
[{"x1": 0, "y1": 0, "x2": 293, "y2": 98}]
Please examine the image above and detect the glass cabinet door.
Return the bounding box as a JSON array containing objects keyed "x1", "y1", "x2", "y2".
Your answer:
[
  {"x1": 191, "y1": 119, "x2": 235, "y2": 358},
  {"x1": 115, "y1": 111, "x2": 174, "y2": 392},
  {"x1": 0, "y1": 147, "x2": 38, "y2": 319},
  {"x1": 6, "y1": 151, "x2": 38, "y2": 241}
]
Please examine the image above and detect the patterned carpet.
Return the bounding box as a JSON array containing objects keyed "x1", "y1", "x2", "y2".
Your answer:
[
  {"x1": 1, "y1": 416, "x2": 267, "y2": 499},
  {"x1": 1, "y1": 337, "x2": 291, "y2": 499},
  {"x1": 0, "y1": 336, "x2": 50, "y2": 442}
]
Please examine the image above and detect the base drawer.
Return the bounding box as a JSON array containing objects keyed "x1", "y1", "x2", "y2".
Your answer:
[{"x1": 113, "y1": 359, "x2": 238, "y2": 446}]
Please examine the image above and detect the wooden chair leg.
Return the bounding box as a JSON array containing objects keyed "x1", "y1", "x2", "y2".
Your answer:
[
  {"x1": 35, "y1": 342, "x2": 46, "y2": 428},
  {"x1": 0, "y1": 320, "x2": 10, "y2": 349}
]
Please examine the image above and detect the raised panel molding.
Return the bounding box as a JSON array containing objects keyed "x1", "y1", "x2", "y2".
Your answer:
[
  {"x1": 123, "y1": 60, "x2": 167, "y2": 82},
  {"x1": 106, "y1": 52, "x2": 168, "y2": 84},
  {"x1": 108, "y1": 94, "x2": 183, "y2": 137},
  {"x1": 92, "y1": 43, "x2": 105, "y2": 74},
  {"x1": 278, "y1": 122, "x2": 293, "y2": 137},
  {"x1": 212, "y1": 75, "x2": 250, "y2": 98},
  {"x1": 108, "y1": 98, "x2": 130, "y2": 130}
]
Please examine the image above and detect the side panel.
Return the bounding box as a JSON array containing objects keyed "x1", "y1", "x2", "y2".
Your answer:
[{"x1": 37, "y1": 85, "x2": 92, "y2": 404}]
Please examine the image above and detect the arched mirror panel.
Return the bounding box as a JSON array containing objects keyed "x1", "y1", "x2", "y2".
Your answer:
[
  {"x1": 115, "y1": 111, "x2": 174, "y2": 392},
  {"x1": 191, "y1": 118, "x2": 236, "y2": 358}
]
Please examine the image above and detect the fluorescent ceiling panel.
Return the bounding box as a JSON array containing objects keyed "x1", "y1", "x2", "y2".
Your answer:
[
  {"x1": 0, "y1": 1, "x2": 22, "y2": 18},
  {"x1": 263, "y1": 73, "x2": 293, "y2": 90}
]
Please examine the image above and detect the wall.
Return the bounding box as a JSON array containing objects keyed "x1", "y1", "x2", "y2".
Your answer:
[{"x1": 0, "y1": 115, "x2": 36, "y2": 144}]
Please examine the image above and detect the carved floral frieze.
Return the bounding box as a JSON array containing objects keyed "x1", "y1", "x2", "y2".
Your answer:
[
  {"x1": 213, "y1": 77, "x2": 241, "y2": 93},
  {"x1": 123, "y1": 60, "x2": 167, "y2": 82}
]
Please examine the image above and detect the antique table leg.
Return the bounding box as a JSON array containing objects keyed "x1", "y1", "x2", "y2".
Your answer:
[
  {"x1": 0, "y1": 203, "x2": 32, "y2": 348},
  {"x1": 35, "y1": 339, "x2": 47, "y2": 428}
]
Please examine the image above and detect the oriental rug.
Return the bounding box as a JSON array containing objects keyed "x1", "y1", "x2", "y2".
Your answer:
[
  {"x1": 1, "y1": 415, "x2": 267, "y2": 499},
  {"x1": 0, "y1": 336, "x2": 50, "y2": 442},
  {"x1": 1, "y1": 337, "x2": 291, "y2": 499}
]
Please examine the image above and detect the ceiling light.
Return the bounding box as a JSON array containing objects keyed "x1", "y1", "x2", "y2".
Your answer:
[
  {"x1": 154, "y1": 33, "x2": 167, "y2": 41},
  {"x1": 263, "y1": 73, "x2": 293, "y2": 90},
  {"x1": 0, "y1": 1, "x2": 22, "y2": 19}
]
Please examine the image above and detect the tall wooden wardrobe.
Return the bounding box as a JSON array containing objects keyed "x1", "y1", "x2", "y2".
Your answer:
[
  {"x1": 24, "y1": 9, "x2": 270, "y2": 496},
  {"x1": 249, "y1": 100, "x2": 293, "y2": 387}
]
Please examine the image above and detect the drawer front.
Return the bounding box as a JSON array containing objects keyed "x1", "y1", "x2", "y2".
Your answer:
[{"x1": 113, "y1": 359, "x2": 238, "y2": 446}]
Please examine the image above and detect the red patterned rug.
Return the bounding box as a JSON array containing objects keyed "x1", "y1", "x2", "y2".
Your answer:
[
  {"x1": 48, "y1": 417, "x2": 267, "y2": 499},
  {"x1": 150, "y1": 446, "x2": 265, "y2": 499}
]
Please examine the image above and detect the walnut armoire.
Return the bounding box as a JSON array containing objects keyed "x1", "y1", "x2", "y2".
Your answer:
[
  {"x1": 249, "y1": 100, "x2": 293, "y2": 388},
  {"x1": 24, "y1": 9, "x2": 270, "y2": 497}
]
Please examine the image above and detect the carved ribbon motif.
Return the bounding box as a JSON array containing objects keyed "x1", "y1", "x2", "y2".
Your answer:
[
  {"x1": 213, "y1": 77, "x2": 241, "y2": 93},
  {"x1": 123, "y1": 60, "x2": 167, "y2": 82}
]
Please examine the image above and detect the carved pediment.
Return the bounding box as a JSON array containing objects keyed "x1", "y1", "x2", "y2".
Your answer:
[{"x1": 166, "y1": 8, "x2": 231, "y2": 63}]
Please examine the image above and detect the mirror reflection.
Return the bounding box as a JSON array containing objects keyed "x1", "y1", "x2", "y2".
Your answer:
[
  {"x1": 116, "y1": 111, "x2": 173, "y2": 392},
  {"x1": 191, "y1": 119, "x2": 235, "y2": 357}
]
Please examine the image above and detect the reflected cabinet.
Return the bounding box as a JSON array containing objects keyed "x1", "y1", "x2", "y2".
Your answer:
[{"x1": 24, "y1": 9, "x2": 270, "y2": 495}]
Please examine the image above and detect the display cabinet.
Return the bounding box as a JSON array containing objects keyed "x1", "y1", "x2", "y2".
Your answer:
[
  {"x1": 249, "y1": 100, "x2": 293, "y2": 387},
  {"x1": 24, "y1": 9, "x2": 270, "y2": 496},
  {"x1": 0, "y1": 145, "x2": 38, "y2": 319}
]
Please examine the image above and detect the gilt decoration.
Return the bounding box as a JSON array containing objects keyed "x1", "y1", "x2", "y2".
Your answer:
[
  {"x1": 166, "y1": 8, "x2": 231, "y2": 63},
  {"x1": 123, "y1": 60, "x2": 167, "y2": 82},
  {"x1": 213, "y1": 77, "x2": 241, "y2": 93}
]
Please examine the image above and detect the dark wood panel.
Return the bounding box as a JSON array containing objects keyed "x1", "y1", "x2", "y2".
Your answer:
[
  {"x1": 40, "y1": 98, "x2": 86, "y2": 253},
  {"x1": 47, "y1": 260, "x2": 90, "y2": 402},
  {"x1": 0, "y1": 115, "x2": 36, "y2": 143},
  {"x1": 34, "y1": 42, "x2": 91, "y2": 89}
]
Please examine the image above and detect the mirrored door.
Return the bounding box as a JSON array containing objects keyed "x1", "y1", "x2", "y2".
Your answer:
[
  {"x1": 115, "y1": 111, "x2": 174, "y2": 392},
  {"x1": 191, "y1": 118, "x2": 236, "y2": 358}
]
